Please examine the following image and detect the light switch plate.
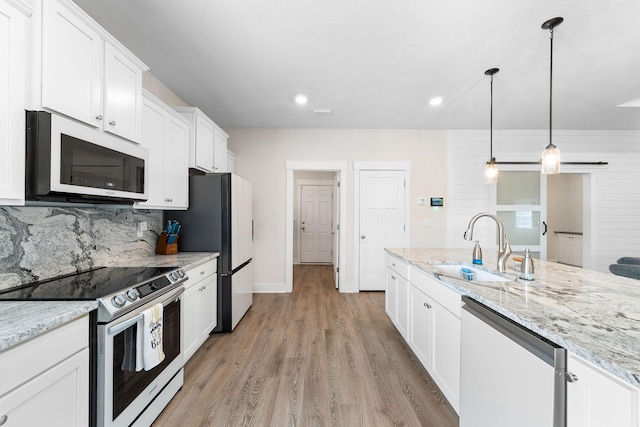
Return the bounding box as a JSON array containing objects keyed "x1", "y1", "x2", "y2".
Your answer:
[{"x1": 417, "y1": 197, "x2": 426, "y2": 206}]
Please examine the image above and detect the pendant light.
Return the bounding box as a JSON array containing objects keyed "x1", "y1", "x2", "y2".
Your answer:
[
  {"x1": 541, "y1": 17, "x2": 563, "y2": 175},
  {"x1": 485, "y1": 68, "x2": 499, "y2": 184}
]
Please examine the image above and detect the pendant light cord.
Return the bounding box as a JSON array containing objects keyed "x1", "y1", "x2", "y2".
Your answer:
[
  {"x1": 549, "y1": 26, "x2": 554, "y2": 149},
  {"x1": 490, "y1": 73, "x2": 494, "y2": 161}
]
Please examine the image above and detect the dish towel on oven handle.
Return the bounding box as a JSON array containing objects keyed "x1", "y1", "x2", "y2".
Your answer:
[
  {"x1": 142, "y1": 303, "x2": 165, "y2": 370},
  {"x1": 120, "y1": 319, "x2": 144, "y2": 372}
]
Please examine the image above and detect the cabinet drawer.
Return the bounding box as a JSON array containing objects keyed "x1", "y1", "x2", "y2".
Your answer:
[
  {"x1": 184, "y1": 259, "x2": 217, "y2": 289},
  {"x1": 410, "y1": 267, "x2": 462, "y2": 318},
  {"x1": 386, "y1": 254, "x2": 409, "y2": 279},
  {"x1": 0, "y1": 316, "x2": 89, "y2": 396}
]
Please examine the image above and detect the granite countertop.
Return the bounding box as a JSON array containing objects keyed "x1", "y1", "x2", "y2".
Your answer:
[
  {"x1": 0, "y1": 252, "x2": 219, "y2": 353},
  {"x1": 386, "y1": 247, "x2": 640, "y2": 389}
]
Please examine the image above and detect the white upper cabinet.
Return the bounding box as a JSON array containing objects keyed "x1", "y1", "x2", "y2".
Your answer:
[
  {"x1": 0, "y1": 0, "x2": 31, "y2": 206},
  {"x1": 213, "y1": 128, "x2": 228, "y2": 172},
  {"x1": 175, "y1": 107, "x2": 215, "y2": 172},
  {"x1": 37, "y1": 0, "x2": 146, "y2": 143},
  {"x1": 135, "y1": 90, "x2": 189, "y2": 210},
  {"x1": 175, "y1": 106, "x2": 230, "y2": 173}
]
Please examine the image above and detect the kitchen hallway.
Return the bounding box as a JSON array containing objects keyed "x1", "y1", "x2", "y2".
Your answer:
[{"x1": 153, "y1": 265, "x2": 458, "y2": 426}]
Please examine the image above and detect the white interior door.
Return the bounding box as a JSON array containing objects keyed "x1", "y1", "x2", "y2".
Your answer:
[
  {"x1": 333, "y1": 175, "x2": 340, "y2": 288},
  {"x1": 359, "y1": 170, "x2": 406, "y2": 291},
  {"x1": 300, "y1": 185, "x2": 333, "y2": 263}
]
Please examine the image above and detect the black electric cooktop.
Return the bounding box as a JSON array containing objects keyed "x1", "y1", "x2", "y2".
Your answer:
[{"x1": 0, "y1": 266, "x2": 179, "y2": 301}]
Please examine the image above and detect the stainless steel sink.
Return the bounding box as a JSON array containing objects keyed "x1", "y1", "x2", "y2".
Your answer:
[{"x1": 430, "y1": 264, "x2": 512, "y2": 282}]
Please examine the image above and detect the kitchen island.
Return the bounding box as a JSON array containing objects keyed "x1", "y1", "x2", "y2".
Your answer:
[
  {"x1": 387, "y1": 247, "x2": 640, "y2": 387},
  {"x1": 386, "y1": 247, "x2": 640, "y2": 426}
]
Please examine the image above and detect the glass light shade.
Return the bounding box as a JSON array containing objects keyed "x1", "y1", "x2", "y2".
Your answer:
[
  {"x1": 485, "y1": 162, "x2": 498, "y2": 183},
  {"x1": 541, "y1": 145, "x2": 561, "y2": 174}
]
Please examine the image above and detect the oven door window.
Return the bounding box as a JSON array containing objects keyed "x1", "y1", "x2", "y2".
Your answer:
[{"x1": 112, "y1": 299, "x2": 181, "y2": 420}]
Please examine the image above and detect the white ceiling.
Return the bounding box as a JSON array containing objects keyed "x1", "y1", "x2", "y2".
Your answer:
[{"x1": 73, "y1": 0, "x2": 640, "y2": 130}]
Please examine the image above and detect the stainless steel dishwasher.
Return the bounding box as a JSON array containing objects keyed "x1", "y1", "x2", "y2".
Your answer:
[{"x1": 460, "y1": 296, "x2": 567, "y2": 427}]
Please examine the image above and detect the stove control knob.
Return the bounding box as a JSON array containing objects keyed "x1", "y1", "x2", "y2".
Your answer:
[
  {"x1": 169, "y1": 272, "x2": 178, "y2": 281},
  {"x1": 125, "y1": 289, "x2": 139, "y2": 302},
  {"x1": 176, "y1": 269, "x2": 185, "y2": 278},
  {"x1": 112, "y1": 294, "x2": 126, "y2": 308}
]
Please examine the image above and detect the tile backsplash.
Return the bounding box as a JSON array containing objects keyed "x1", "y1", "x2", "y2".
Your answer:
[{"x1": 0, "y1": 206, "x2": 163, "y2": 290}]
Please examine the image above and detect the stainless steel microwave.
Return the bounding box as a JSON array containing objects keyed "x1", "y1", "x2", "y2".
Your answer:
[{"x1": 26, "y1": 111, "x2": 148, "y2": 204}]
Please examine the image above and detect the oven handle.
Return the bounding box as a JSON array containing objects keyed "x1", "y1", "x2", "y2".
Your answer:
[{"x1": 107, "y1": 286, "x2": 184, "y2": 336}]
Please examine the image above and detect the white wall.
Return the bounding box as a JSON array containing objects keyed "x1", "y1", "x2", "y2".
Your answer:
[
  {"x1": 448, "y1": 130, "x2": 640, "y2": 273},
  {"x1": 226, "y1": 129, "x2": 449, "y2": 292}
]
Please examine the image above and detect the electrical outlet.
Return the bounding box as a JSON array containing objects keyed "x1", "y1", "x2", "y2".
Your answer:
[{"x1": 137, "y1": 221, "x2": 147, "y2": 238}]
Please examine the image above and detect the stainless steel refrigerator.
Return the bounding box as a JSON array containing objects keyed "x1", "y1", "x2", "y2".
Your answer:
[{"x1": 170, "y1": 173, "x2": 253, "y2": 332}]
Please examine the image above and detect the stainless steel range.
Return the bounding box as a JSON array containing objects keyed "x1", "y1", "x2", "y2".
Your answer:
[{"x1": 0, "y1": 266, "x2": 188, "y2": 427}]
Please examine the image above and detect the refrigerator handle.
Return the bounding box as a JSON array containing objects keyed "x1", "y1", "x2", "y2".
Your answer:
[{"x1": 252, "y1": 219, "x2": 254, "y2": 241}]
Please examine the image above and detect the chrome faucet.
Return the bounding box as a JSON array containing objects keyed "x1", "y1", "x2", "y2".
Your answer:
[{"x1": 463, "y1": 213, "x2": 512, "y2": 273}]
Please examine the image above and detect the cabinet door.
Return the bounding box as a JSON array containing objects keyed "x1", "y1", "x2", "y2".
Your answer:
[
  {"x1": 213, "y1": 129, "x2": 228, "y2": 172},
  {"x1": 409, "y1": 284, "x2": 433, "y2": 369},
  {"x1": 385, "y1": 267, "x2": 398, "y2": 322},
  {"x1": 137, "y1": 98, "x2": 165, "y2": 207},
  {"x1": 200, "y1": 276, "x2": 217, "y2": 336},
  {"x1": 182, "y1": 282, "x2": 201, "y2": 362},
  {"x1": 194, "y1": 113, "x2": 214, "y2": 172},
  {"x1": 431, "y1": 302, "x2": 461, "y2": 412},
  {"x1": 163, "y1": 114, "x2": 189, "y2": 208},
  {"x1": 567, "y1": 353, "x2": 638, "y2": 427},
  {"x1": 0, "y1": 0, "x2": 28, "y2": 205},
  {"x1": 103, "y1": 43, "x2": 142, "y2": 142},
  {"x1": 42, "y1": 0, "x2": 103, "y2": 128},
  {"x1": 396, "y1": 274, "x2": 409, "y2": 339},
  {"x1": 0, "y1": 348, "x2": 89, "y2": 427}
]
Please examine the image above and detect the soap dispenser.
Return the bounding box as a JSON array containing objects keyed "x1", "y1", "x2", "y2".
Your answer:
[
  {"x1": 472, "y1": 241, "x2": 483, "y2": 265},
  {"x1": 520, "y1": 249, "x2": 535, "y2": 281}
]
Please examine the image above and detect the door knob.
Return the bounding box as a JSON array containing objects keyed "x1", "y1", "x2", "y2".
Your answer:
[{"x1": 361, "y1": 235, "x2": 366, "y2": 239}]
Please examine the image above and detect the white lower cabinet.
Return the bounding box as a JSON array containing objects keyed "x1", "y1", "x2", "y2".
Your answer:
[
  {"x1": 408, "y1": 268, "x2": 461, "y2": 413},
  {"x1": 567, "y1": 352, "x2": 639, "y2": 427},
  {"x1": 0, "y1": 317, "x2": 89, "y2": 427},
  {"x1": 183, "y1": 259, "x2": 218, "y2": 362},
  {"x1": 385, "y1": 254, "x2": 409, "y2": 339},
  {"x1": 384, "y1": 256, "x2": 462, "y2": 413}
]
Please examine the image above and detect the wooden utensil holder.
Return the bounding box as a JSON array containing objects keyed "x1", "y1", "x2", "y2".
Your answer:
[{"x1": 156, "y1": 232, "x2": 178, "y2": 255}]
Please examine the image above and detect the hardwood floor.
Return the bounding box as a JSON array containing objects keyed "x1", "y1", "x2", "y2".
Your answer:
[{"x1": 153, "y1": 264, "x2": 458, "y2": 427}]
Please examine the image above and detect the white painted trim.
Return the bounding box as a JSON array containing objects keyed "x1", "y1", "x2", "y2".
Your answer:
[
  {"x1": 353, "y1": 162, "x2": 412, "y2": 291},
  {"x1": 285, "y1": 163, "x2": 348, "y2": 293},
  {"x1": 353, "y1": 161, "x2": 412, "y2": 171},
  {"x1": 286, "y1": 161, "x2": 348, "y2": 171},
  {"x1": 252, "y1": 283, "x2": 288, "y2": 293}
]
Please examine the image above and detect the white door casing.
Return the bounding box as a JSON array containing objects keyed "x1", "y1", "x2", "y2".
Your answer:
[
  {"x1": 300, "y1": 185, "x2": 333, "y2": 263},
  {"x1": 355, "y1": 162, "x2": 411, "y2": 291},
  {"x1": 285, "y1": 162, "x2": 348, "y2": 293}
]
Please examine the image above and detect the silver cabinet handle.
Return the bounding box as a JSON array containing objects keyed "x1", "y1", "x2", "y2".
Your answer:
[
  {"x1": 109, "y1": 120, "x2": 116, "y2": 126},
  {"x1": 391, "y1": 275, "x2": 396, "y2": 280},
  {"x1": 392, "y1": 263, "x2": 396, "y2": 267},
  {"x1": 361, "y1": 235, "x2": 366, "y2": 239},
  {"x1": 95, "y1": 114, "x2": 103, "y2": 121},
  {"x1": 424, "y1": 302, "x2": 432, "y2": 309},
  {"x1": 0, "y1": 415, "x2": 8, "y2": 425},
  {"x1": 566, "y1": 372, "x2": 579, "y2": 383}
]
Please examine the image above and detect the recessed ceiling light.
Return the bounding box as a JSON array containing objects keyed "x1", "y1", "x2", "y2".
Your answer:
[
  {"x1": 295, "y1": 94, "x2": 308, "y2": 105},
  {"x1": 429, "y1": 97, "x2": 444, "y2": 106}
]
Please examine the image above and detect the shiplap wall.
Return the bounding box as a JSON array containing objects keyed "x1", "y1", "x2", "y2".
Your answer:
[{"x1": 447, "y1": 130, "x2": 640, "y2": 273}]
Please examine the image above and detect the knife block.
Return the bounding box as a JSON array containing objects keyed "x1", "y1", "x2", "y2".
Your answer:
[{"x1": 156, "y1": 232, "x2": 178, "y2": 255}]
